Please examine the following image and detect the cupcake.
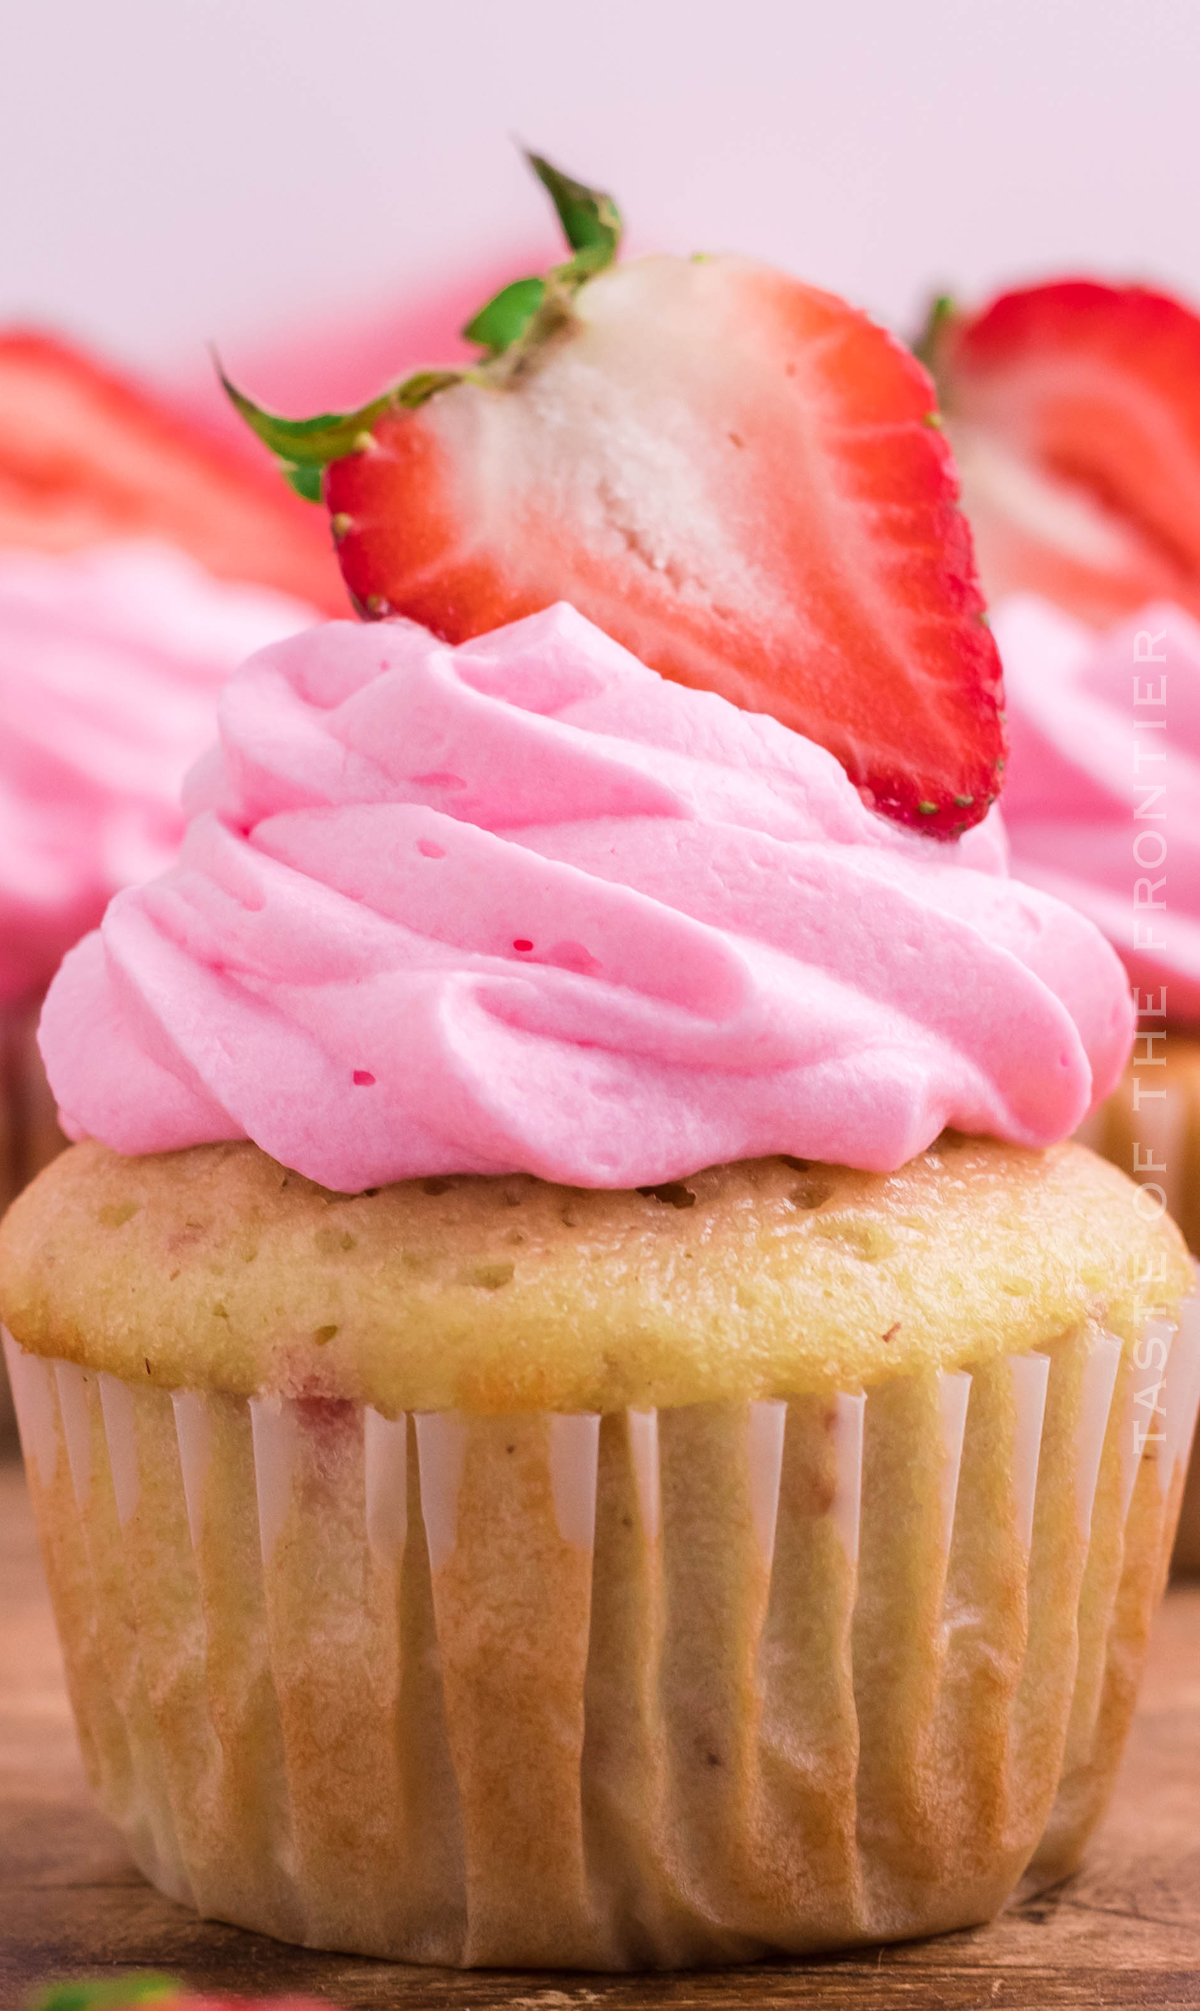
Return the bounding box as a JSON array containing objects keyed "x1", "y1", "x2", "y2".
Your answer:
[
  {"x1": 0, "y1": 328, "x2": 337, "y2": 1434},
  {"x1": 923, "y1": 280, "x2": 1200, "y2": 1560},
  {"x1": 3, "y1": 156, "x2": 1196, "y2": 1969},
  {"x1": 0, "y1": 543, "x2": 318, "y2": 1439}
]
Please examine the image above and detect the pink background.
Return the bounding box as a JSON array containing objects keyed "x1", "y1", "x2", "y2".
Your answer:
[{"x1": 3, "y1": 0, "x2": 1198, "y2": 413}]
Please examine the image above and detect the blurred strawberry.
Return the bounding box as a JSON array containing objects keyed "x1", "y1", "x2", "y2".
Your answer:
[
  {"x1": 0, "y1": 332, "x2": 346, "y2": 612},
  {"x1": 30, "y1": 1971, "x2": 329, "y2": 2009},
  {"x1": 919, "y1": 280, "x2": 1200, "y2": 628},
  {"x1": 224, "y1": 153, "x2": 1003, "y2": 837}
]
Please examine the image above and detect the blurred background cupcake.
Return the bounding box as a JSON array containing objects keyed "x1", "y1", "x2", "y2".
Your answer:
[
  {"x1": 0, "y1": 332, "x2": 339, "y2": 1436},
  {"x1": 925, "y1": 282, "x2": 1200, "y2": 1561}
]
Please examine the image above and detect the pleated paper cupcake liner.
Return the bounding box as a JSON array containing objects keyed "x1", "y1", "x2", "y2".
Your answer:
[
  {"x1": 0, "y1": 992, "x2": 64, "y2": 1445},
  {"x1": 6, "y1": 1285, "x2": 1200, "y2": 1968}
]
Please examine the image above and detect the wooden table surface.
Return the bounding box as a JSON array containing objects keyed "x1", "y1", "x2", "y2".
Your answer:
[{"x1": 4, "y1": 1454, "x2": 1200, "y2": 2011}]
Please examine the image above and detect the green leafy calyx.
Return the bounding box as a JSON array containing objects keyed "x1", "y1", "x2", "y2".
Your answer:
[
  {"x1": 527, "y1": 152, "x2": 622, "y2": 262},
  {"x1": 220, "y1": 148, "x2": 623, "y2": 489},
  {"x1": 461, "y1": 275, "x2": 548, "y2": 355},
  {"x1": 218, "y1": 360, "x2": 462, "y2": 502},
  {"x1": 459, "y1": 151, "x2": 623, "y2": 358}
]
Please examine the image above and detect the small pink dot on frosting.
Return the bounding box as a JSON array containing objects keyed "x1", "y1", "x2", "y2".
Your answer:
[
  {"x1": 417, "y1": 839, "x2": 446, "y2": 859},
  {"x1": 513, "y1": 939, "x2": 534, "y2": 953},
  {"x1": 353, "y1": 1069, "x2": 376, "y2": 1086}
]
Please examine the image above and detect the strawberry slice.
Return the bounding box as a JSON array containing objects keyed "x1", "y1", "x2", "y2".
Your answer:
[
  {"x1": 0, "y1": 331, "x2": 347, "y2": 612},
  {"x1": 225, "y1": 154, "x2": 1003, "y2": 836},
  {"x1": 920, "y1": 281, "x2": 1200, "y2": 627}
]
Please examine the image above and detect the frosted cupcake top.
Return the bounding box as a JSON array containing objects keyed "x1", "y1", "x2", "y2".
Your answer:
[
  {"x1": 0, "y1": 541, "x2": 318, "y2": 1007},
  {"x1": 995, "y1": 594, "x2": 1200, "y2": 1026},
  {"x1": 41, "y1": 603, "x2": 1134, "y2": 1191}
]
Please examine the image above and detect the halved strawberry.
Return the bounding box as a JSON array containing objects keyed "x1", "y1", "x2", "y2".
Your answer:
[
  {"x1": 0, "y1": 331, "x2": 347, "y2": 612},
  {"x1": 920, "y1": 281, "x2": 1200, "y2": 627},
  {"x1": 225, "y1": 155, "x2": 1003, "y2": 836}
]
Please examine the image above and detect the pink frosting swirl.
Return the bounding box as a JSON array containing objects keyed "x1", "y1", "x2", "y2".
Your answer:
[
  {"x1": 994, "y1": 594, "x2": 1200, "y2": 1026},
  {"x1": 42, "y1": 603, "x2": 1133, "y2": 1189},
  {"x1": 0, "y1": 541, "x2": 318, "y2": 1006}
]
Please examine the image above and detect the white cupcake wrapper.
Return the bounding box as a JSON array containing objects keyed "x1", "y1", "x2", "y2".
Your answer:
[
  {"x1": 6, "y1": 1285, "x2": 1200, "y2": 1969},
  {"x1": 15, "y1": 1323, "x2": 1196, "y2": 1574}
]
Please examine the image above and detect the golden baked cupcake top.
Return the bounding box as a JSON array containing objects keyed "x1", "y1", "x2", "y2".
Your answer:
[{"x1": 1, "y1": 1134, "x2": 1188, "y2": 1414}]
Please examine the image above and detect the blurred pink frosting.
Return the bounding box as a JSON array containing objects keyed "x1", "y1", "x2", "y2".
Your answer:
[
  {"x1": 42, "y1": 603, "x2": 1133, "y2": 1190},
  {"x1": 0, "y1": 541, "x2": 319, "y2": 1008},
  {"x1": 994, "y1": 594, "x2": 1200, "y2": 1027}
]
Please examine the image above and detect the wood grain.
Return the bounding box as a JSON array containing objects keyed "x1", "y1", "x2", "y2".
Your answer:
[{"x1": 3, "y1": 1454, "x2": 1200, "y2": 2009}]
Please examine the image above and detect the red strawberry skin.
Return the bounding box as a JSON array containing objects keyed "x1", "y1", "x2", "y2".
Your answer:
[
  {"x1": 327, "y1": 256, "x2": 1004, "y2": 835},
  {"x1": 0, "y1": 331, "x2": 347, "y2": 613},
  {"x1": 933, "y1": 280, "x2": 1200, "y2": 627}
]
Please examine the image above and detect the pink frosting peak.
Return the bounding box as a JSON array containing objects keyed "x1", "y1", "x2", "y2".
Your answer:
[
  {"x1": 0, "y1": 540, "x2": 319, "y2": 1007},
  {"x1": 995, "y1": 594, "x2": 1200, "y2": 1026},
  {"x1": 41, "y1": 604, "x2": 1133, "y2": 1190}
]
